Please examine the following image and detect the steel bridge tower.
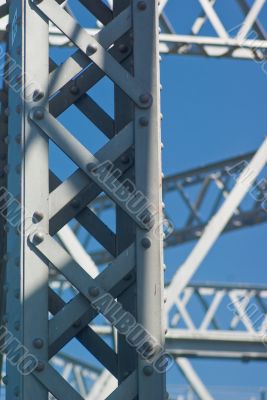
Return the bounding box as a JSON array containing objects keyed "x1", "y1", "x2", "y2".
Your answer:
[{"x1": 1, "y1": 0, "x2": 267, "y2": 399}]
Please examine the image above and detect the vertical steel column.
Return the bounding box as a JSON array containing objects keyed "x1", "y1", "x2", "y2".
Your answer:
[
  {"x1": 133, "y1": 1, "x2": 166, "y2": 398},
  {"x1": 0, "y1": 28, "x2": 9, "y2": 383},
  {"x1": 114, "y1": 0, "x2": 137, "y2": 386},
  {"x1": 4, "y1": 0, "x2": 165, "y2": 398},
  {"x1": 5, "y1": 0, "x2": 49, "y2": 398}
]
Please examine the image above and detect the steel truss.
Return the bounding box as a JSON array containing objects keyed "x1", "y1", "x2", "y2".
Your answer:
[
  {"x1": 4, "y1": 0, "x2": 166, "y2": 399},
  {"x1": 1, "y1": 1, "x2": 267, "y2": 400},
  {"x1": 80, "y1": 150, "x2": 267, "y2": 265}
]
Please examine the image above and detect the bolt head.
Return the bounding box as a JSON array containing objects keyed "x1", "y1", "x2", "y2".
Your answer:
[
  {"x1": 2, "y1": 375, "x2": 8, "y2": 385},
  {"x1": 118, "y1": 44, "x2": 128, "y2": 53},
  {"x1": 87, "y1": 162, "x2": 96, "y2": 172},
  {"x1": 141, "y1": 237, "x2": 151, "y2": 249},
  {"x1": 86, "y1": 44, "x2": 98, "y2": 56},
  {"x1": 142, "y1": 212, "x2": 151, "y2": 225},
  {"x1": 33, "y1": 338, "x2": 44, "y2": 349},
  {"x1": 33, "y1": 90, "x2": 44, "y2": 102},
  {"x1": 121, "y1": 154, "x2": 130, "y2": 164},
  {"x1": 33, "y1": 210, "x2": 44, "y2": 222},
  {"x1": 2, "y1": 314, "x2": 8, "y2": 324},
  {"x1": 14, "y1": 321, "x2": 20, "y2": 331},
  {"x1": 13, "y1": 386, "x2": 19, "y2": 397},
  {"x1": 143, "y1": 365, "x2": 153, "y2": 376},
  {"x1": 70, "y1": 85, "x2": 79, "y2": 95},
  {"x1": 139, "y1": 93, "x2": 152, "y2": 107},
  {"x1": 33, "y1": 231, "x2": 45, "y2": 244},
  {"x1": 137, "y1": 1, "x2": 147, "y2": 10},
  {"x1": 139, "y1": 117, "x2": 149, "y2": 127},
  {"x1": 70, "y1": 199, "x2": 81, "y2": 209},
  {"x1": 73, "y1": 319, "x2": 82, "y2": 328},
  {"x1": 15, "y1": 134, "x2": 21, "y2": 144},
  {"x1": 35, "y1": 361, "x2": 45, "y2": 372},
  {"x1": 88, "y1": 286, "x2": 100, "y2": 298},
  {"x1": 33, "y1": 108, "x2": 44, "y2": 120},
  {"x1": 123, "y1": 273, "x2": 133, "y2": 281}
]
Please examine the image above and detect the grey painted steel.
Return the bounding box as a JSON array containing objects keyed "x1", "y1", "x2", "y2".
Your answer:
[
  {"x1": 3, "y1": 0, "x2": 166, "y2": 398},
  {"x1": 5, "y1": 0, "x2": 49, "y2": 399},
  {"x1": 0, "y1": 30, "x2": 8, "y2": 383}
]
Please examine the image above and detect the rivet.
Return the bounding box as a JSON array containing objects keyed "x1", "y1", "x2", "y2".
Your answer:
[
  {"x1": 161, "y1": 142, "x2": 164, "y2": 149},
  {"x1": 33, "y1": 108, "x2": 44, "y2": 120},
  {"x1": 73, "y1": 319, "x2": 82, "y2": 328},
  {"x1": 143, "y1": 365, "x2": 153, "y2": 376},
  {"x1": 70, "y1": 85, "x2": 79, "y2": 95},
  {"x1": 120, "y1": 154, "x2": 130, "y2": 164},
  {"x1": 33, "y1": 210, "x2": 44, "y2": 222},
  {"x1": 163, "y1": 264, "x2": 167, "y2": 271},
  {"x1": 33, "y1": 338, "x2": 44, "y2": 349},
  {"x1": 164, "y1": 297, "x2": 167, "y2": 303},
  {"x1": 33, "y1": 231, "x2": 45, "y2": 244},
  {"x1": 2, "y1": 314, "x2": 8, "y2": 324},
  {"x1": 87, "y1": 162, "x2": 96, "y2": 172},
  {"x1": 15, "y1": 134, "x2": 21, "y2": 144},
  {"x1": 139, "y1": 93, "x2": 152, "y2": 105},
  {"x1": 14, "y1": 320, "x2": 20, "y2": 331},
  {"x1": 123, "y1": 273, "x2": 133, "y2": 281},
  {"x1": 2, "y1": 375, "x2": 8, "y2": 385},
  {"x1": 35, "y1": 361, "x2": 45, "y2": 372},
  {"x1": 142, "y1": 212, "x2": 151, "y2": 225},
  {"x1": 137, "y1": 1, "x2": 147, "y2": 10},
  {"x1": 118, "y1": 44, "x2": 128, "y2": 53},
  {"x1": 70, "y1": 199, "x2": 81, "y2": 209},
  {"x1": 15, "y1": 258, "x2": 20, "y2": 267},
  {"x1": 141, "y1": 237, "x2": 151, "y2": 249},
  {"x1": 139, "y1": 117, "x2": 149, "y2": 127},
  {"x1": 165, "y1": 328, "x2": 168, "y2": 334},
  {"x1": 88, "y1": 287, "x2": 100, "y2": 298},
  {"x1": 33, "y1": 90, "x2": 44, "y2": 102},
  {"x1": 16, "y1": 105, "x2": 22, "y2": 114},
  {"x1": 86, "y1": 44, "x2": 98, "y2": 56},
  {"x1": 13, "y1": 386, "x2": 19, "y2": 397},
  {"x1": 14, "y1": 289, "x2": 20, "y2": 299}
]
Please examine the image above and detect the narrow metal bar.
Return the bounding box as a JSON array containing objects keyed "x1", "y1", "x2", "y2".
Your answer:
[
  {"x1": 6, "y1": 0, "x2": 49, "y2": 397},
  {"x1": 133, "y1": 0, "x2": 166, "y2": 397}
]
